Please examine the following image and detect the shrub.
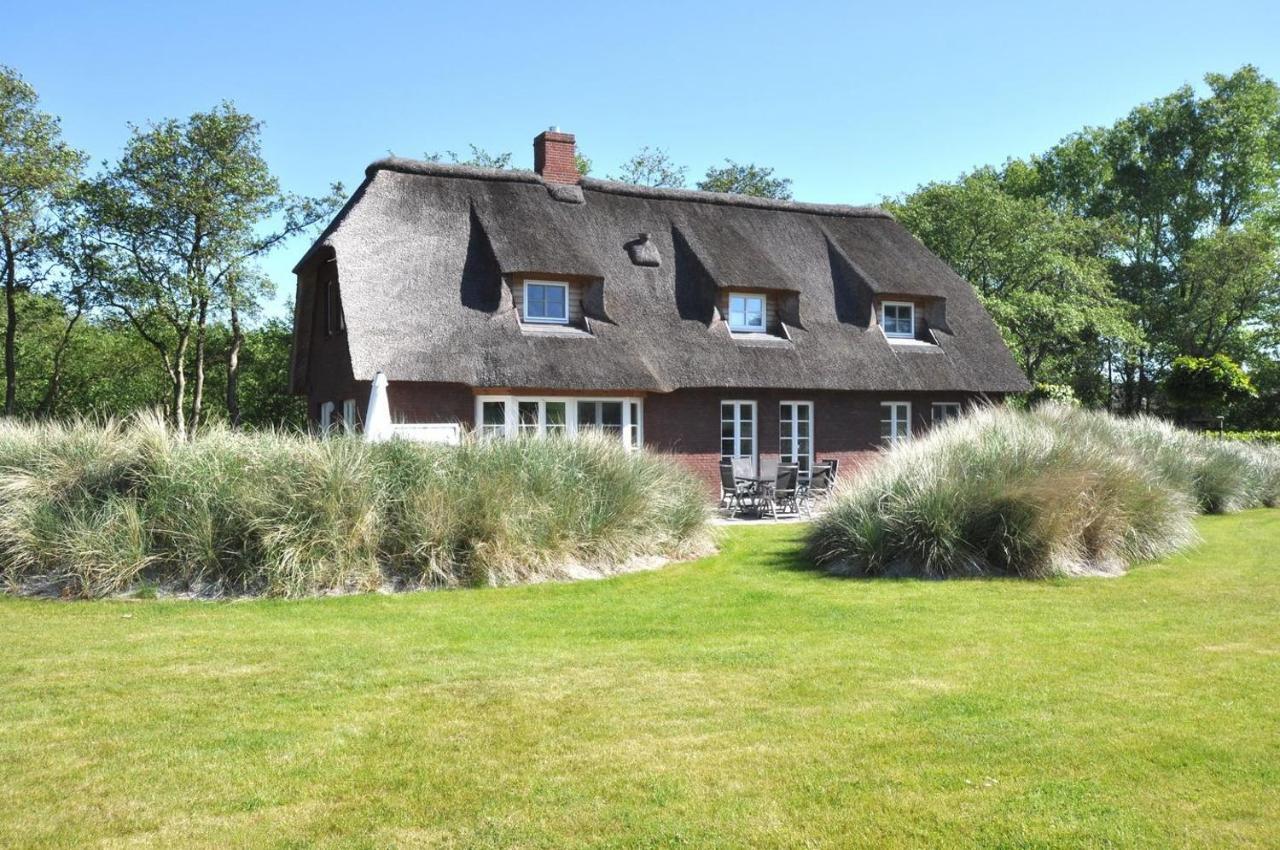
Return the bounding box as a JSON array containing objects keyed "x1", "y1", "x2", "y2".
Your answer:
[
  {"x1": 0, "y1": 417, "x2": 709, "y2": 598},
  {"x1": 808, "y1": 405, "x2": 1280, "y2": 580}
]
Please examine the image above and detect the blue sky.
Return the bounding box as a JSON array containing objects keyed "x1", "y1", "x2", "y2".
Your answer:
[{"x1": 7, "y1": 0, "x2": 1279, "y2": 319}]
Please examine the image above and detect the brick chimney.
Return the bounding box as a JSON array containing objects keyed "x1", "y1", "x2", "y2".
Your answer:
[{"x1": 533, "y1": 127, "x2": 580, "y2": 185}]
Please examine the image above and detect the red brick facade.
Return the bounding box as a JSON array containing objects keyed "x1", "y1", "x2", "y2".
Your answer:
[{"x1": 303, "y1": 375, "x2": 996, "y2": 494}]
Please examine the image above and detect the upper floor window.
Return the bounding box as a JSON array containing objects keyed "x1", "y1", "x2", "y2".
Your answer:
[
  {"x1": 881, "y1": 301, "x2": 914, "y2": 339},
  {"x1": 523, "y1": 280, "x2": 570, "y2": 324},
  {"x1": 728, "y1": 292, "x2": 765, "y2": 333}
]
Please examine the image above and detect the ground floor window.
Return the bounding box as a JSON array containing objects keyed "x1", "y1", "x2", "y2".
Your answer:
[
  {"x1": 721, "y1": 400, "x2": 757, "y2": 468},
  {"x1": 881, "y1": 401, "x2": 911, "y2": 446},
  {"x1": 780, "y1": 401, "x2": 813, "y2": 477},
  {"x1": 932, "y1": 402, "x2": 962, "y2": 425},
  {"x1": 475, "y1": 396, "x2": 642, "y2": 449}
]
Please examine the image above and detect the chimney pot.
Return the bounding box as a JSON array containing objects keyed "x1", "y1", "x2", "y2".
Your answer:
[{"x1": 533, "y1": 129, "x2": 580, "y2": 185}]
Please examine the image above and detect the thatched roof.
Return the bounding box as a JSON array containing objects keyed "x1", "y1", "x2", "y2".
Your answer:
[{"x1": 291, "y1": 159, "x2": 1030, "y2": 394}]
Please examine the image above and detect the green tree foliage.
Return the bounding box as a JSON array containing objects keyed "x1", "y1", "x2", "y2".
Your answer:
[
  {"x1": 889, "y1": 168, "x2": 1139, "y2": 390},
  {"x1": 423, "y1": 144, "x2": 514, "y2": 169},
  {"x1": 895, "y1": 65, "x2": 1280, "y2": 424},
  {"x1": 0, "y1": 65, "x2": 86, "y2": 414},
  {"x1": 82, "y1": 103, "x2": 339, "y2": 435},
  {"x1": 1164, "y1": 354, "x2": 1255, "y2": 422},
  {"x1": 697, "y1": 160, "x2": 793, "y2": 199},
  {"x1": 609, "y1": 147, "x2": 688, "y2": 188}
]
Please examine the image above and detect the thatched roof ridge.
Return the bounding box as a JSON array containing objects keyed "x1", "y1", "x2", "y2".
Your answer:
[{"x1": 291, "y1": 161, "x2": 1031, "y2": 396}]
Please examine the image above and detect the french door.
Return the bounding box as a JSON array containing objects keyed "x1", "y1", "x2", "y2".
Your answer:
[
  {"x1": 780, "y1": 401, "x2": 813, "y2": 478},
  {"x1": 720, "y1": 401, "x2": 757, "y2": 472}
]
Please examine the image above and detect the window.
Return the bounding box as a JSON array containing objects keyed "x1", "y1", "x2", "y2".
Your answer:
[
  {"x1": 325, "y1": 279, "x2": 345, "y2": 335},
  {"x1": 523, "y1": 280, "x2": 570, "y2": 324},
  {"x1": 780, "y1": 402, "x2": 813, "y2": 478},
  {"x1": 721, "y1": 401, "x2": 756, "y2": 468},
  {"x1": 319, "y1": 401, "x2": 335, "y2": 433},
  {"x1": 480, "y1": 400, "x2": 507, "y2": 438},
  {"x1": 932, "y1": 402, "x2": 962, "y2": 425},
  {"x1": 578, "y1": 400, "x2": 623, "y2": 437},
  {"x1": 342, "y1": 399, "x2": 358, "y2": 432},
  {"x1": 475, "y1": 396, "x2": 641, "y2": 449},
  {"x1": 881, "y1": 301, "x2": 914, "y2": 339},
  {"x1": 881, "y1": 402, "x2": 911, "y2": 446},
  {"x1": 727, "y1": 293, "x2": 765, "y2": 333}
]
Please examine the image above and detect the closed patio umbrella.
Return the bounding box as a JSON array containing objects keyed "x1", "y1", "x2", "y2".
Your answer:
[{"x1": 364, "y1": 371, "x2": 394, "y2": 442}]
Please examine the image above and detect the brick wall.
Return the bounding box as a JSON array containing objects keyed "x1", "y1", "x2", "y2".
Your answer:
[
  {"x1": 325, "y1": 379, "x2": 999, "y2": 496},
  {"x1": 646, "y1": 387, "x2": 994, "y2": 494}
]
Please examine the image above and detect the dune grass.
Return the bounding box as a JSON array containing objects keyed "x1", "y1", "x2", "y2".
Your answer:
[
  {"x1": 809, "y1": 405, "x2": 1280, "y2": 579},
  {"x1": 1, "y1": 511, "x2": 1277, "y2": 848},
  {"x1": 0, "y1": 415, "x2": 709, "y2": 597}
]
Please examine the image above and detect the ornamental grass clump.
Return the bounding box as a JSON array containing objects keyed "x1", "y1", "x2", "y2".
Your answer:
[
  {"x1": 809, "y1": 405, "x2": 1197, "y2": 579},
  {"x1": 0, "y1": 416, "x2": 709, "y2": 598},
  {"x1": 810, "y1": 405, "x2": 1280, "y2": 579}
]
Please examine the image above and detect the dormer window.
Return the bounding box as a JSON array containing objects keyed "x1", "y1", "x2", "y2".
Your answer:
[
  {"x1": 881, "y1": 301, "x2": 915, "y2": 339},
  {"x1": 522, "y1": 280, "x2": 570, "y2": 324},
  {"x1": 728, "y1": 292, "x2": 766, "y2": 333}
]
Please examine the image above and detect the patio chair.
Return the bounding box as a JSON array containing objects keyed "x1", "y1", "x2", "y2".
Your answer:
[
  {"x1": 719, "y1": 463, "x2": 755, "y2": 515},
  {"x1": 800, "y1": 464, "x2": 833, "y2": 517},
  {"x1": 821, "y1": 458, "x2": 840, "y2": 480},
  {"x1": 758, "y1": 464, "x2": 799, "y2": 520}
]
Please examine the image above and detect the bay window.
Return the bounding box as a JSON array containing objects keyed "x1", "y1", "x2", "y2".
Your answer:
[{"x1": 475, "y1": 396, "x2": 642, "y2": 449}]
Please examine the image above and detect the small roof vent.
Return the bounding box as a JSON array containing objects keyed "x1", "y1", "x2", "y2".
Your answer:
[{"x1": 625, "y1": 232, "x2": 661, "y2": 267}]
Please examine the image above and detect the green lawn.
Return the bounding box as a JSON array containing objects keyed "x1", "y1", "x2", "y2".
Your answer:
[{"x1": 2, "y1": 512, "x2": 1277, "y2": 849}]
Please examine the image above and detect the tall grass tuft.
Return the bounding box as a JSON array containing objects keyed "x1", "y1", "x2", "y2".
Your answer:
[
  {"x1": 809, "y1": 405, "x2": 1280, "y2": 579},
  {"x1": 0, "y1": 417, "x2": 709, "y2": 598}
]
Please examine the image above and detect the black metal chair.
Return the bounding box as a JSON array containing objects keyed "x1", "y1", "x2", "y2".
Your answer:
[
  {"x1": 759, "y1": 465, "x2": 799, "y2": 519},
  {"x1": 800, "y1": 464, "x2": 833, "y2": 516},
  {"x1": 719, "y1": 463, "x2": 754, "y2": 515}
]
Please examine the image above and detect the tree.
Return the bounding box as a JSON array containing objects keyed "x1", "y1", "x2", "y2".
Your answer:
[
  {"x1": 1029, "y1": 66, "x2": 1280, "y2": 412},
  {"x1": 609, "y1": 147, "x2": 687, "y2": 188},
  {"x1": 697, "y1": 160, "x2": 793, "y2": 199},
  {"x1": 1164, "y1": 354, "x2": 1255, "y2": 423},
  {"x1": 0, "y1": 65, "x2": 86, "y2": 415},
  {"x1": 890, "y1": 168, "x2": 1139, "y2": 391},
  {"x1": 424, "y1": 144, "x2": 514, "y2": 169},
  {"x1": 85, "y1": 103, "x2": 340, "y2": 436}
]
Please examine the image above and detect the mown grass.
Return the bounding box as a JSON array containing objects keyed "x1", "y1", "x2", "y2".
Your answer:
[{"x1": 1, "y1": 512, "x2": 1277, "y2": 848}]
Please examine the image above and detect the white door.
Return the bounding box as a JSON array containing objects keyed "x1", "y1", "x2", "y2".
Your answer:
[
  {"x1": 780, "y1": 401, "x2": 813, "y2": 478},
  {"x1": 721, "y1": 401, "x2": 757, "y2": 474}
]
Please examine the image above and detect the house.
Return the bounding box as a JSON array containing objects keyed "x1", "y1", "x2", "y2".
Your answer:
[{"x1": 290, "y1": 129, "x2": 1029, "y2": 491}]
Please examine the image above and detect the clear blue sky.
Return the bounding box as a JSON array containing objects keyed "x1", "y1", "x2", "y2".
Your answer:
[{"x1": 7, "y1": 0, "x2": 1279, "y2": 320}]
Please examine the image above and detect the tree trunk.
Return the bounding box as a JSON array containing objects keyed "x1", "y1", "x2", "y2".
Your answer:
[
  {"x1": 226, "y1": 299, "x2": 243, "y2": 428},
  {"x1": 172, "y1": 333, "x2": 189, "y2": 439},
  {"x1": 35, "y1": 305, "x2": 83, "y2": 418},
  {"x1": 190, "y1": 296, "x2": 208, "y2": 434},
  {"x1": 2, "y1": 233, "x2": 17, "y2": 417}
]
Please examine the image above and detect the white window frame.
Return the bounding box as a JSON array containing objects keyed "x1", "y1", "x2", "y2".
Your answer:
[
  {"x1": 473, "y1": 395, "x2": 643, "y2": 450},
  {"x1": 721, "y1": 400, "x2": 758, "y2": 471},
  {"x1": 522, "y1": 279, "x2": 571, "y2": 325},
  {"x1": 780, "y1": 401, "x2": 814, "y2": 478},
  {"x1": 881, "y1": 301, "x2": 915, "y2": 339},
  {"x1": 319, "y1": 401, "x2": 335, "y2": 433},
  {"x1": 727, "y1": 292, "x2": 766, "y2": 333},
  {"x1": 932, "y1": 402, "x2": 962, "y2": 425},
  {"x1": 881, "y1": 401, "x2": 912, "y2": 446}
]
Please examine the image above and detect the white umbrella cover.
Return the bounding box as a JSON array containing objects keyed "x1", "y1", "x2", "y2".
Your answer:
[{"x1": 364, "y1": 370, "x2": 394, "y2": 442}]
